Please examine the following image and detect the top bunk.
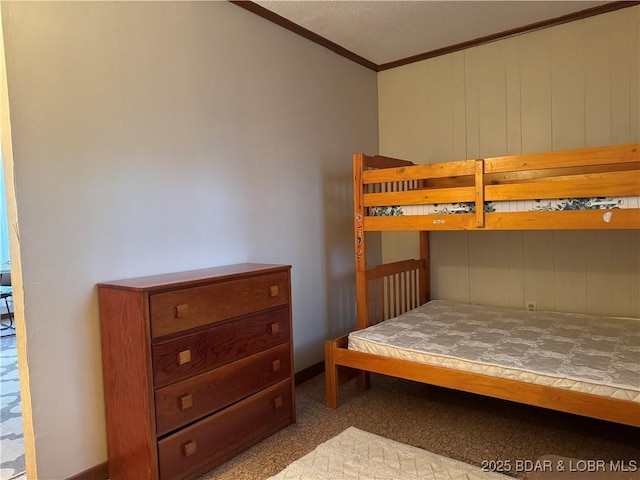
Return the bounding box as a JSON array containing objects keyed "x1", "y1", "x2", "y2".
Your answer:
[{"x1": 354, "y1": 143, "x2": 640, "y2": 231}]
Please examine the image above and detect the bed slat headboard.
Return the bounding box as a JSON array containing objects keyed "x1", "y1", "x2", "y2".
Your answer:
[
  {"x1": 366, "y1": 259, "x2": 425, "y2": 326},
  {"x1": 357, "y1": 231, "x2": 429, "y2": 331}
]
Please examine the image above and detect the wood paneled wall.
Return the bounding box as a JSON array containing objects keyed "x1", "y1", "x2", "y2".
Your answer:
[{"x1": 378, "y1": 7, "x2": 640, "y2": 317}]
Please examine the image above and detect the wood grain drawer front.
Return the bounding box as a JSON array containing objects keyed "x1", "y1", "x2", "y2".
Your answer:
[
  {"x1": 149, "y1": 272, "x2": 289, "y2": 338},
  {"x1": 154, "y1": 343, "x2": 291, "y2": 436},
  {"x1": 152, "y1": 307, "x2": 289, "y2": 388},
  {"x1": 157, "y1": 378, "x2": 293, "y2": 480}
]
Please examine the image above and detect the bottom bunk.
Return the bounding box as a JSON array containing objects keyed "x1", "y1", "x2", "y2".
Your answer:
[{"x1": 325, "y1": 267, "x2": 640, "y2": 428}]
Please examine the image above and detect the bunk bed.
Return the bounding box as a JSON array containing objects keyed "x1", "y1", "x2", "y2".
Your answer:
[{"x1": 325, "y1": 143, "x2": 640, "y2": 427}]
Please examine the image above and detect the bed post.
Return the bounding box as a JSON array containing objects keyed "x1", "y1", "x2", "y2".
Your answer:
[
  {"x1": 354, "y1": 153, "x2": 367, "y2": 328},
  {"x1": 324, "y1": 338, "x2": 339, "y2": 408},
  {"x1": 354, "y1": 153, "x2": 371, "y2": 390},
  {"x1": 420, "y1": 231, "x2": 430, "y2": 303}
]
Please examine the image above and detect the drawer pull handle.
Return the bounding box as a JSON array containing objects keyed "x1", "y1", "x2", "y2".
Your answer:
[
  {"x1": 182, "y1": 441, "x2": 197, "y2": 457},
  {"x1": 273, "y1": 396, "x2": 283, "y2": 409},
  {"x1": 269, "y1": 285, "x2": 279, "y2": 297},
  {"x1": 268, "y1": 323, "x2": 280, "y2": 335},
  {"x1": 179, "y1": 394, "x2": 193, "y2": 410},
  {"x1": 177, "y1": 350, "x2": 192, "y2": 365},
  {"x1": 175, "y1": 304, "x2": 189, "y2": 318},
  {"x1": 272, "y1": 359, "x2": 281, "y2": 372}
]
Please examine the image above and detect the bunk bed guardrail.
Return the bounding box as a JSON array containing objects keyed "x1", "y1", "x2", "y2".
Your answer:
[{"x1": 356, "y1": 143, "x2": 640, "y2": 231}]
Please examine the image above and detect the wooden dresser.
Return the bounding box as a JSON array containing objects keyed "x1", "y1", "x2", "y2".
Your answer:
[{"x1": 98, "y1": 263, "x2": 295, "y2": 480}]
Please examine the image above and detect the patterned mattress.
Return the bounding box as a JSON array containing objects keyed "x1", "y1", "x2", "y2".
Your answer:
[
  {"x1": 348, "y1": 300, "x2": 640, "y2": 402},
  {"x1": 369, "y1": 196, "x2": 639, "y2": 216}
]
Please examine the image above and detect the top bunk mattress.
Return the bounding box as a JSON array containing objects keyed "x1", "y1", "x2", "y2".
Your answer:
[{"x1": 348, "y1": 300, "x2": 640, "y2": 402}]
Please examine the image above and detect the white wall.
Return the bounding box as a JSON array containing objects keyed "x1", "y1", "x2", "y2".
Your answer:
[
  {"x1": 378, "y1": 6, "x2": 640, "y2": 318},
  {"x1": 1, "y1": 2, "x2": 377, "y2": 477}
]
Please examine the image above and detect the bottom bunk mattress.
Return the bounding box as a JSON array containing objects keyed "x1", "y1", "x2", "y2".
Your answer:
[{"x1": 348, "y1": 300, "x2": 640, "y2": 402}]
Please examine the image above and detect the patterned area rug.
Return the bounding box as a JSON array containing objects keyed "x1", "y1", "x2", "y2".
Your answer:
[
  {"x1": 0, "y1": 331, "x2": 25, "y2": 480},
  {"x1": 267, "y1": 426, "x2": 512, "y2": 479}
]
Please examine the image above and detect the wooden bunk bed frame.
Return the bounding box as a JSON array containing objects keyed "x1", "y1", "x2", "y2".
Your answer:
[{"x1": 325, "y1": 143, "x2": 640, "y2": 427}]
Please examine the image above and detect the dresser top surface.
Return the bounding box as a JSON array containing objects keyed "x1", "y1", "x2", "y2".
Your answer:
[{"x1": 98, "y1": 263, "x2": 291, "y2": 292}]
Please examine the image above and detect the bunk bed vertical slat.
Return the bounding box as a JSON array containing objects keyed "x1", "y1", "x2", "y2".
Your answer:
[
  {"x1": 409, "y1": 268, "x2": 416, "y2": 310},
  {"x1": 382, "y1": 277, "x2": 392, "y2": 320},
  {"x1": 403, "y1": 271, "x2": 408, "y2": 312},
  {"x1": 420, "y1": 231, "x2": 430, "y2": 303},
  {"x1": 475, "y1": 159, "x2": 485, "y2": 228},
  {"x1": 376, "y1": 277, "x2": 383, "y2": 324}
]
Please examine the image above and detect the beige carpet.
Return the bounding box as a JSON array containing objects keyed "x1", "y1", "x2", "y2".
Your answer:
[{"x1": 266, "y1": 426, "x2": 513, "y2": 479}]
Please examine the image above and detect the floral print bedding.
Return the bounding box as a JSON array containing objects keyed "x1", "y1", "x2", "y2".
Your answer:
[{"x1": 369, "y1": 197, "x2": 637, "y2": 216}]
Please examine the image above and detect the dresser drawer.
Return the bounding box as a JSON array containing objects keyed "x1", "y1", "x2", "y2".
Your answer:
[
  {"x1": 155, "y1": 342, "x2": 291, "y2": 436},
  {"x1": 157, "y1": 378, "x2": 293, "y2": 480},
  {"x1": 149, "y1": 271, "x2": 289, "y2": 338},
  {"x1": 152, "y1": 307, "x2": 289, "y2": 388}
]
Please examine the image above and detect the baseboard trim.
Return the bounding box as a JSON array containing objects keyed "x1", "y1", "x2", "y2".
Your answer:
[
  {"x1": 66, "y1": 462, "x2": 108, "y2": 480},
  {"x1": 295, "y1": 360, "x2": 324, "y2": 385}
]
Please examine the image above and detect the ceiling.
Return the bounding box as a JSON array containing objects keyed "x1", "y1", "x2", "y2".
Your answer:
[{"x1": 249, "y1": 1, "x2": 618, "y2": 69}]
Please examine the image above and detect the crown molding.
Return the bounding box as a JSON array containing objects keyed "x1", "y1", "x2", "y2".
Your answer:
[
  {"x1": 230, "y1": 1, "x2": 377, "y2": 71},
  {"x1": 231, "y1": 1, "x2": 640, "y2": 72}
]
